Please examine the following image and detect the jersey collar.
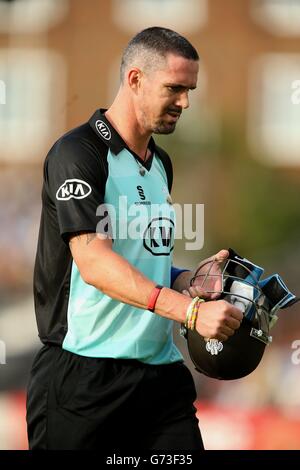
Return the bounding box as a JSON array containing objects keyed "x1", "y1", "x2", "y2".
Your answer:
[{"x1": 88, "y1": 108, "x2": 156, "y2": 160}]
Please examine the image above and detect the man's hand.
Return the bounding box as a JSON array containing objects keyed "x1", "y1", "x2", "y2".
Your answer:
[
  {"x1": 183, "y1": 249, "x2": 229, "y2": 300},
  {"x1": 195, "y1": 299, "x2": 243, "y2": 342},
  {"x1": 182, "y1": 249, "x2": 243, "y2": 341}
]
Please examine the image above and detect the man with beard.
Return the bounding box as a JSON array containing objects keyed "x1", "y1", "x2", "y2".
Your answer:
[{"x1": 27, "y1": 27, "x2": 242, "y2": 450}]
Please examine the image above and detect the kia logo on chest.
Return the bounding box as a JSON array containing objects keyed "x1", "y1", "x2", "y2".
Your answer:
[
  {"x1": 143, "y1": 217, "x2": 175, "y2": 256},
  {"x1": 56, "y1": 179, "x2": 92, "y2": 201},
  {"x1": 95, "y1": 120, "x2": 111, "y2": 140}
]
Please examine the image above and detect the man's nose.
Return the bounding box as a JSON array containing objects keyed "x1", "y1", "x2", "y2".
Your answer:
[{"x1": 175, "y1": 91, "x2": 189, "y2": 109}]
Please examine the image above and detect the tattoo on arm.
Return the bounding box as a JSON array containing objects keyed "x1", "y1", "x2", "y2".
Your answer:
[{"x1": 69, "y1": 231, "x2": 97, "y2": 247}]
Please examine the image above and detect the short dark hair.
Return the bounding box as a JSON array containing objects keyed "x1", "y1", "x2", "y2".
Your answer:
[{"x1": 120, "y1": 26, "x2": 199, "y2": 82}]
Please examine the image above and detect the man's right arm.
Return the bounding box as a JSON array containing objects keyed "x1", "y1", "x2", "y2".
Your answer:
[{"x1": 69, "y1": 232, "x2": 243, "y2": 342}]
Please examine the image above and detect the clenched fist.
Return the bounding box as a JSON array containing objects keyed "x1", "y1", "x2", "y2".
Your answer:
[{"x1": 195, "y1": 299, "x2": 243, "y2": 342}]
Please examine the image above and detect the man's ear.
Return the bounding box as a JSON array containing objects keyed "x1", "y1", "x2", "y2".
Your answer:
[{"x1": 127, "y1": 68, "x2": 142, "y2": 91}]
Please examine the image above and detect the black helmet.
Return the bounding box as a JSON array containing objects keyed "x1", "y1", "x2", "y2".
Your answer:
[{"x1": 182, "y1": 248, "x2": 298, "y2": 380}]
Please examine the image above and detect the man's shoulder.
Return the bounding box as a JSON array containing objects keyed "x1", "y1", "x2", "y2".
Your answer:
[
  {"x1": 60, "y1": 121, "x2": 92, "y2": 142},
  {"x1": 46, "y1": 120, "x2": 108, "y2": 165},
  {"x1": 51, "y1": 120, "x2": 105, "y2": 153}
]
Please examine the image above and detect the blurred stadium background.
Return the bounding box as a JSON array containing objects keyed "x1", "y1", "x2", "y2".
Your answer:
[{"x1": 0, "y1": 0, "x2": 300, "y2": 450}]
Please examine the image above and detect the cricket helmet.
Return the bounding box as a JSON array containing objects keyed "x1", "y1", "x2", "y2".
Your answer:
[{"x1": 182, "y1": 248, "x2": 298, "y2": 380}]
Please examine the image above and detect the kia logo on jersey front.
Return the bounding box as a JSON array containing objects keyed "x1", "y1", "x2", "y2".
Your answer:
[
  {"x1": 143, "y1": 217, "x2": 175, "y2": 256},
  {"x1": 56, "y1": 179, "x2": 92, "y2": 201},
  {"x1": 95, "y1": 120, "x2": 111, "y2": 140}
]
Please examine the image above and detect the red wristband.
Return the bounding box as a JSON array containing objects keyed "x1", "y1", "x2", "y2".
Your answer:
[{"x1": 147, "y1": 285, "x2": 163, "y2": 312}]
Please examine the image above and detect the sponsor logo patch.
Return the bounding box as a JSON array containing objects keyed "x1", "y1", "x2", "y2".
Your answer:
[
  {"x1": 95, "y1": 120, "x2": 111, "y2": 140},
  {"x1": 56, "y1": 179, "x2": 92, "y2": 201},
  {"x1": 137, "y1": 185, "x2": 146, "y2": 200},
  {"x1": 143, "y1": 217, "x2": 175, "y2": 256}
]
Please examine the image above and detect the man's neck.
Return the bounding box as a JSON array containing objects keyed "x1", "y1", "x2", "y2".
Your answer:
[{"x1": 105, "y1": 93, "x2": 152, "y2": 161}]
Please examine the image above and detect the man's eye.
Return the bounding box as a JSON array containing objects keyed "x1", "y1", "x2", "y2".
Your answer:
[{"x1": 168, "y1": 86, "x2": 182, "y2": 93}]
